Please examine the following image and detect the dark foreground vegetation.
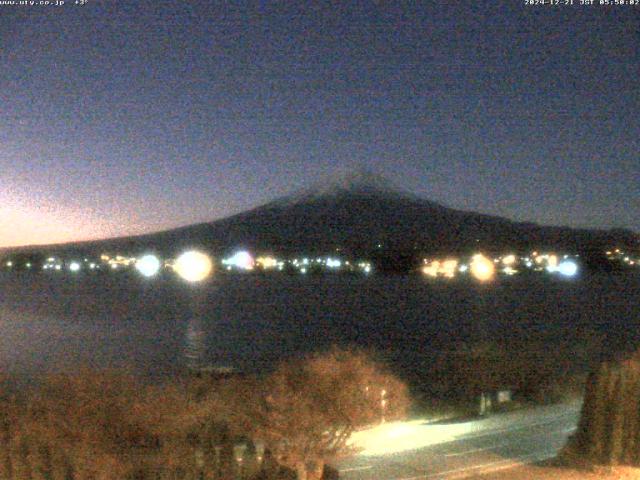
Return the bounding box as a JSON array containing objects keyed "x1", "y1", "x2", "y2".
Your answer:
[
  {"x1": 405, "y1": 337, "x2": 592, "y2": 418},
  {"x1": 0, "y1": 335, "x2": 618, "y2": 480},
  {"x1": 567, "y1": 346, "x2": 640, "y2": 466},
  {"x1": 0, "y1": 348, "x2": 409, "y2": 480}
]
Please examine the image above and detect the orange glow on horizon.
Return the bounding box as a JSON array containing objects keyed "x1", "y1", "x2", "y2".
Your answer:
[{"x1": 0, "y1": 192, "x2": 119, "y2": 248}]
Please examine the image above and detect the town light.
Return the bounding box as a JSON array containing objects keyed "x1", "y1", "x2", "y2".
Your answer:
[
  {"x1": 136, "y1": 254, "x2": 161, "y2": 277},
  {"x1": 470, "y1": 254, "x2": 495, "y2": 282},
  {"x1": 223, "y1": 251, "x2": 254, "y2": 271},
  {"x1": 175, "y1": 250, "x2": 213, "y2": 282},
  {"x1": 69, "y1": 262, "x2": 81, "y2": 272},
  {"x1": 502, "y1": 255, "x2": 516, "y2": 266},
  {"x1": 441, "y1": 259, "x2": 458, "y2": 278},
  {"x1": 422, "y1": 260, "x2": 439, "y2": 278},
  {"x1": 326, "y1": 258, "x2": 341, "y2": 268},
  {"x1": 557, "y1": 260, "x2": 578, "y2": 277},
  {"x1": 256, "y1": 256, "x2": 277, "y2": 270}
]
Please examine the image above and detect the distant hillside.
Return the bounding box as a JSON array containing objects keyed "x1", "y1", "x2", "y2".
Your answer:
[{"x1": 2, "y1": 170, "x2": 638, "y2": 268}]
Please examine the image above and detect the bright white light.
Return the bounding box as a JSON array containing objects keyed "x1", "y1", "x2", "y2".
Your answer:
[
  {"x1": 136, "y1": 254, "x2": 161, "y2": 277},
  {"x1": 223, "y1": 251, "x2": 254, "y2": 270},
  {"x1": 55, "y1": 265, "x2": 62, "y2": 271},
  {"x1": 69, "y1": 262, "x2": 81, "y2": 272},
  {"x1": 326, "y1": 258, "x2": 341, "y2": 268},
  {"x1": 557, "y1": 260, "x2": 578, "y2": 277},
  {"x1": 175, "y1": 250, "x2": 213, "y2": 282},
  {"x1": 349, "y1": 418, "x2": 476, "y2": 456},
  {"x1": 459, "y1": 264, "x2": 469, "y2": 273}
]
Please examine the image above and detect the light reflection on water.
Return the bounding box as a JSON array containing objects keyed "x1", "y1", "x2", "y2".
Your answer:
[
  {"x1": 0, "y1": 272, "x2": 638, "y2": 380},
  {"x1": 184, "y1": 317, "x2": 206, "y2": 370}
]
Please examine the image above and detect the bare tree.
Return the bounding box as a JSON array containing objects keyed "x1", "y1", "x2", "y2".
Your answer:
[{"x1": 246, "y1": 348, "x2": 410, "y2": 480}]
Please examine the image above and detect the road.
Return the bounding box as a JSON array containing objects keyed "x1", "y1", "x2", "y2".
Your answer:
[{"x1": 337, "y1": 401, "x2": 582, "y2": 480}]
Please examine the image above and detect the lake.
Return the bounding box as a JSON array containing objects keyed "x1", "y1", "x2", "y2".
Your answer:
[{"x1": 0, "y1": 271, "x2": 638, "y2": 387}]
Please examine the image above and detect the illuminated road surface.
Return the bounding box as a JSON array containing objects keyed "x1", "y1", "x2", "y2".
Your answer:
[{"x1": 338, "y1": 401, "x2": 581, "y2": 480}]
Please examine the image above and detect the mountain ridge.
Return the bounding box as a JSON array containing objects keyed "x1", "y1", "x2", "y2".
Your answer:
[{"x1": 1, "y1": 171, "x2": 638, "y2": 263}]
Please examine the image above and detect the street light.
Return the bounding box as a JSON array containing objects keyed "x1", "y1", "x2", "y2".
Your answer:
[
  {"x1": 470, "y1": 254, "x2": 495, "y2": 282},
  {"x1": 135, "y1": 254, "x2": 161, "y2": 277},
  {"x1": 174, "y1": 250, "x2": 213, "y2": 282},
  {"x1": 381, "y1": 389, "x2": 387, "y2": 424}
]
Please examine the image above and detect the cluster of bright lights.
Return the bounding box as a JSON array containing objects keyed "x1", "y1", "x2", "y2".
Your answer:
[
  {"x1": 132, "y1": 251, "x2": 215, "y2": 282},
  {"x1": 42, "y1": 257, "x2": 101, "y2": 273},
  {"x1": 255, "y1": 256, "x2": 279, "y2": 270},
  {"x1": 422, "y1": 259, "x2": 459, "y2": 279},
  {"x1": 606, "y1": 248, "x2": 640, "y2": 268},
  {"x1": 6, "y1": 250, "x2": 371, "y2": 278},
  {"x1": 326, "y1": 258, "x2": 342, "y2": 268},
  {"x1": 543, "y1": 258, "x2": 579, "y2": 277},
  {"x1": 421, "y1": 251, "x2": 582, "y2": 282},
  {"x1": 104, "y1": 255, "x2": 136, "y2": 269},
  {"x1": 273, "y1": 256, "x2": 372, "y2": 275},
  {"x1": 422, "y1": 255, "x2": 496, "y2": 281},
  {"x1": 222, "y1": 251, "x2": 255, "y2": 271}
]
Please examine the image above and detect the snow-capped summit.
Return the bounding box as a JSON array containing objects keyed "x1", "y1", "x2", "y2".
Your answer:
[{"x1": 276, "y1": 167, "x2": 412, "y2": 206}]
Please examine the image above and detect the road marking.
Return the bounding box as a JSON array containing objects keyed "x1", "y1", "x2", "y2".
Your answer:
[
  {"x1": 441, "y1": 449, "x2": 559, "y2": 480},
  {"x1": 420, "y1": 449, "x2": 557, "y2": 479},
  {"x1": 340, "y1": 450, "x2": 558, "y2": 480},
  {"x1": 340, "y1": 465, "x2": 373, "y2": 473},
  {"x1": 444, "y1": 425, "x2": 576, "y2": 457},
  {"x1": 449, "y1": 411, "x2": 578, "y2": 443},
  {"x1": 363, "y1": 449, "x2": 559, "y2": 480}
]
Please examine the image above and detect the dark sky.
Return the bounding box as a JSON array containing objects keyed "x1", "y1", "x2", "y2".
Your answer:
[{"x1": 1, "y1": 1, "x2": 638, "y2": 247}]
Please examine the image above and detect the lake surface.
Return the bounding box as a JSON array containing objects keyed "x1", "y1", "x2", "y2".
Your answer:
[{"x1": 0, "y1": 271, "x2": 638, "y2": 384}]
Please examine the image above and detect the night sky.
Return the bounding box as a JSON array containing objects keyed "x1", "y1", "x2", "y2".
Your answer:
[{"x1": 1, "y1": 1, "x2": 638, "y2": 248}]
